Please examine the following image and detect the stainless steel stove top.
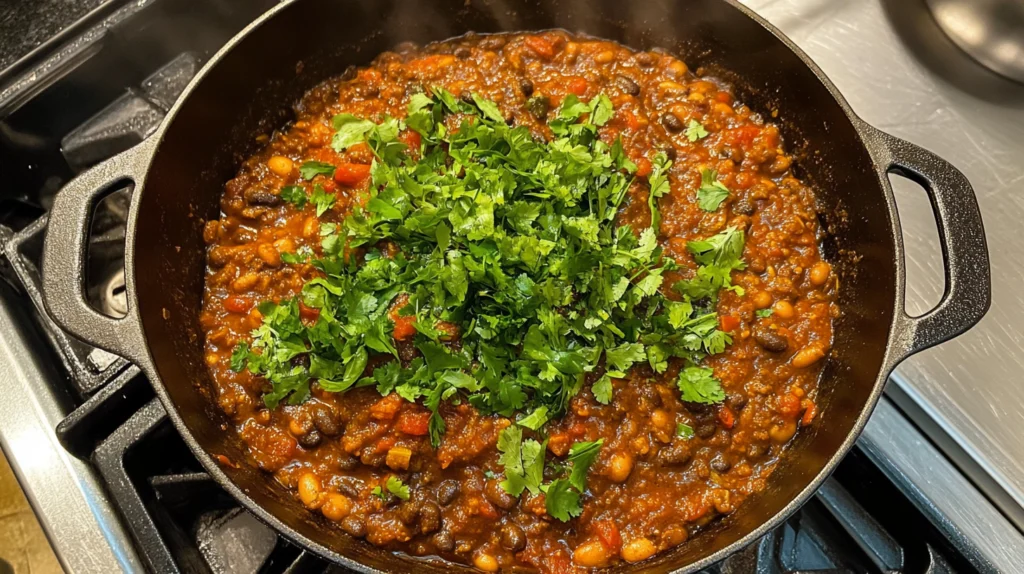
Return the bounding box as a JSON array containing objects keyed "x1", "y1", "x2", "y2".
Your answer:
[
  {"x1": 741, "y1": 0, "x2": 1024, "y2": 530},
  {"x1": 1, "y1": 0, "x2": 1023, "y2": 572}
]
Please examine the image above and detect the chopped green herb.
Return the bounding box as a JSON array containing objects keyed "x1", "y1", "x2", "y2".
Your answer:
[
  {"x1": 756, "y1": 308, "x2": 774, "y2": 318},
  {"x1": 697, "y1": 168, "x2": 730, "y2": 212},
  {"x1": 309, "y1": 184, "x2": 336, "y2": 217},
  {"x1": 232, "y1": 90, "x2": 745, "y2": 454},
  {"x1": 544, "y1": 478, "x2": 582, "y2": 521},
  {"x1": 299, "y1": 160, "x2": 335, "y2": 180},
  {"x1": 685, "y1": 119, "x2": 709, "y2": 142},
  {"x1": 566, "y1": 439, "x2": 603, "y2": 492},
  {"x1": 676, "y1": 422, "x2": 694, "y2": 439},
  {"x1": 371, "y1": 475, "x2": 409, "y2": 501},
  {"x1": 677, "y1": 366, "x2": 725, "y2": 404},
  {"x1": 281, "y1": 246, "x2": 313, "y2": 265},
  {"x1": 647, "y1": 152, "x2": 672, "y2": 232},
  {"x1": 280, "y1": 185, "x2": 307, "y2": 208}
]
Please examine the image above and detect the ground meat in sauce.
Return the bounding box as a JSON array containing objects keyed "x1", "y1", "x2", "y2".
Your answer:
[{"x1": 199, "y1": 31, "x2": 837, "y2": 573}]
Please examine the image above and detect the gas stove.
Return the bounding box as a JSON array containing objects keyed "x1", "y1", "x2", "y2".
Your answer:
[{"x1": 1, "y1": 0, "x2": 1022, "y2": 572}]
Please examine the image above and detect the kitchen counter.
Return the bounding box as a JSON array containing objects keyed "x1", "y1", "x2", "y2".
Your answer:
[{"x1": 742, "y1": 0, "x2": 1024, "y2": 528}]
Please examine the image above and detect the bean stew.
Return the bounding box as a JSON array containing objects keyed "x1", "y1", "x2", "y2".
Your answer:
[{"x1": 200, "y1": 31, "x2": 836, "y2": 573}]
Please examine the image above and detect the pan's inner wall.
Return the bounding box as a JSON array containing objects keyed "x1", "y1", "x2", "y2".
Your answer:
[{"x1": 134, "y1": 0, "x2": 897, "y2": 570}]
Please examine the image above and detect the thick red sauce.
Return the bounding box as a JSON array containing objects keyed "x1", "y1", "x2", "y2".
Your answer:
[{"x1": 199, "y1": 31, "x2": 836, "y2": 572}]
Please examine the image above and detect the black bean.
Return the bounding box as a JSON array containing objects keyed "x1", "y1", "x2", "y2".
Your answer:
[
  {"x1": 695, "y1": 422, "x2": 717, "y2": 439},
  {"x1": 460, "y1": 91, "x2": 475, "y2": 106},
  {"x1": 432, "y1": 531, "x2": 455, "y2": 552},
  {"x1": 614, "y1": 75, "x2": 641, "y2": 96},
  {"x1": 635, "y1": 52, "x2": 656, "y2": 68},
  {"x1": 396, "y1": 500, "x2": 422, "y2": 526},
  {"x1": 436, "y1": 479, "x2": 460, "y2": 506},
  {"x1": 244, "y1": 186, "x2": 280, "y2": 207},
  {"x1": 336, "y1": 454, "x2": 359, "y2": 472},
  {"x1": 479, "y1": 35, "x2": 506, "y2": 50},
  {"x1": 340, "y1": 515, "x2": 366, "y2": 538},
  {"x1": 526, "y1": 96, "x2": 550, "y2": 120},
  {"x1": 485, "y1": 479, "x2": 517, "y2": 510},
  {"x1": 726, "y1": 393, "x2": 748, "y2": 412},
  {"x1": 336, "y1": 477, "x2": 361, "y2": 498},
  {"x1": 312, "y1": 405, "x2": 341, "y2": 436},
  {"x1": 662, "y1": 147, "x2": 678, "y2": 162},
  {"x1": 520, "y1": 78, "x2": 535, "y2": 97},
  {"x1": 755, "y1": 327, "x2": 789, "y2": 353},
  {"x1": 662, "y1": 113, "x2": 684, "y2": 132},
  {"x1": 501, "y1": 523, "x2": 527, "y2": 552},
  {"x1": 656, "y1": 441, "x2": 692, "y2": 466},
  {"x1": 733, "y1": 198, "x2": 756, "y2": 216},
  {"x1": 419, "y1": 502, "x2": 441, "y2": 534},
  {"x1": 298, "y1": 429, "x2": 322, "y2": 449},
  {"x1": 455, "y1": 46, "x2": 472, "y2": 60},
  {"x1": 710, "y1": 454, "x2": 732, "y2": 473}
]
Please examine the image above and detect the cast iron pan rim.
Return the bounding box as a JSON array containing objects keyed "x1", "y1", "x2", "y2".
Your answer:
[{"x1": 126, "y1": 0, "x2": 898, "y2": 571}]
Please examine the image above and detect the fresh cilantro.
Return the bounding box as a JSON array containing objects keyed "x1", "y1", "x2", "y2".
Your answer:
[
  {"x1": 545, "y1": 478, "x2": 582, "y2": 522},
  {"x1": 331, "y1": 114, "x2": 376, "y2": 151},
  {"x1": 697, "y1": 168, "x2": 730, "y2": 212},
  {"x1": 280, "y1": 185, "x2": 307, "y2": 208},
  {"x1": 281, "y1": 246, "x2": 313, "y2": 265},
  {"x1": 234, "y1": 91, "x2": 745, "y2": 450},
  {"x1": 592, "y1": 374, "x2": 613, "y2": 405},
  {"x1": 566, "y1": 439, "x2": 603, "y2": 492},
  {"x1": 299, "y1": 161, "x2": 335, "y2": 180},
  {"x1": 676, "y1": 422, "x2": 694, "y2": 439},
  {"x1": 685, "y1": 119, "x2": 709, "y2": 142},
  {"x1": 310, "y1": 184, "x2": 336, "y2": 217},
  {"x1": 517, "y1": 406, "x2": 549, "y2": 431},
  {"x1": 756, "y1": 308, "x2": 774, "y2": 318},
  {"x1": 647, "y1": 152, "x2": 672, "y2": 232},
  {"x1": 371, "y1": 475, "x2": 410, "y2": 501},
  {"x1": 678, "y1": 366, "x2": 725, "y2": 404}
]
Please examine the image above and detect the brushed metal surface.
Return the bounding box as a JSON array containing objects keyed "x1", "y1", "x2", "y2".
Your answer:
[
  {"x1": 742, "y1": 0, "x2": 1024, "y2": 528},
  {"x1": 0, "y1": 286, "x2": 143, "y2": 573},
  {"x1": 926, "y1": 0, "x2": 1024, "y2": 83}
]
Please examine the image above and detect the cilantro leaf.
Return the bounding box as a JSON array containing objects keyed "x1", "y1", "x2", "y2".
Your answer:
[
  {"x1": 697, "y1": 168, "x2": 730, "y2": 212},
  {"x1": 685, "y1": 119, "x2": 709, "y2": 142},
  {"x1": 566, "y1": 439, "x2": 603, "y2": 492},
  {"x1": 677, "y1": 366, "x2": 725, "y2": 404},
  {"x1": 605, "y1": 342, "x2": 645, "y2": 372},
  {"x1": 756, "y1": 308, "x2": 774, "y2": 318},
  {"x1": 386, "y1": 475, "x2": 410, "y2": 500},
  {"x1": 280, "y1": 185, "x2": 307, "y2": 208},
  {"x1": 299, "y1": 161, "x2": 335, "y2": 180},
  {"x1": 331, "y1": 114, "x2": 376, "y2": 151},
  {"x1": 471, "y1": 93, "x2": 505, "y2": 123},
  {"x1": 310, "y1": 184, "x2": 336, "y2": 217},
  {"x1": 676, "y1": 422, "x2": 694, "y2": 438},
  {"x1": 592, "y1": 374, "x2": 613, "y2": 405},
  {"x1": 545, "y1": 478, "x2": 582, "y2": 521},
  {"x1": 647, "y1": 152, "x2": 672, "y2": 232},
  {"x1": 517, "y1": 406, "x2": 549, "y2": 431}
]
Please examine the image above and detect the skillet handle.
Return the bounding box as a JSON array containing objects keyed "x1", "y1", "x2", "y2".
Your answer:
[
  {"x1": 41, "y1": 140, "x2": 155, "y2": 365},
  {"x1": 861, "y1": 124, "x2": 991, "y2": 366}
]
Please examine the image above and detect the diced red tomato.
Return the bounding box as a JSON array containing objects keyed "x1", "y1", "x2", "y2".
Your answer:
[
  {"x1": 777, "y1": 392, "x2": 802, "y2": 418},
  {"x1": 388, "y1": 293, "x2": 417, "y2": 341},
  {"x1": 397, "y1": 411, "x2": 431, "y2": 436},
  {"x1": 620, "y1": 109, "x2": 641, "y2": 131},
  {"x1": 725, "y1": 125, "x2": 761, "y2": 147},
  {"x1": 715, "y1": 91, "x2": 733, "y2": 104},
  {"x1": 594, "y1": 520, "x2": 622, "y2": 551},
  {"x1": 566, "y1": 76, "x2": 589, "y2": 97},
  {"x1": 718, "y1": 405, "x2": 736, "y2": 429},
  {"x1": 370, "y1": 394, "x2": 403, "y2": 421},
  {"x1": 374, "y1": 436, "x2": 396, "y2": 454},
  {"x1": 224, "y1": 296, "x2": 252, "y2": 314},
  {"x1": 333, "y1": 163, "x2": 371, "y2": 186},
  {"x1": 547, "y1": 433, "x2": 571, "y2": 457},
  {"x1": 719, "y1": 314, "x2": 741, "y2": 332},
  {"x1": 298, "y1": 301, "x2": 320, "y2": 323},
  {"x1": 634, "y1": 156, "x2": 653, "y2": 178},
  {"x1": 524, "y1": 36, "x2": 556, "y2": 59},
  {"x1": 478, "y1": 499, "x2": 499, "y2": 519},
  {"x1": 400, "y1": 130, "x2": 421, "y2": 151}
]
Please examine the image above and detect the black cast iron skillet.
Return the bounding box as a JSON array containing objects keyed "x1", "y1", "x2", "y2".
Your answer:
[{"x1": 40, "y1": 0, "x2": 991, "y2": 571}]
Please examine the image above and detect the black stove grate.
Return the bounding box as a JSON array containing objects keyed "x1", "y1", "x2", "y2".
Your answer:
[{"x1": 0, "y1": 0, "x2": 984, "y2": 572}]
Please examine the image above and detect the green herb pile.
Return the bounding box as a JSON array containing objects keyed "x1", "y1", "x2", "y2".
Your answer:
[{"x1": 230, "y1": 88, "x2": 745, "y2": 450}]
